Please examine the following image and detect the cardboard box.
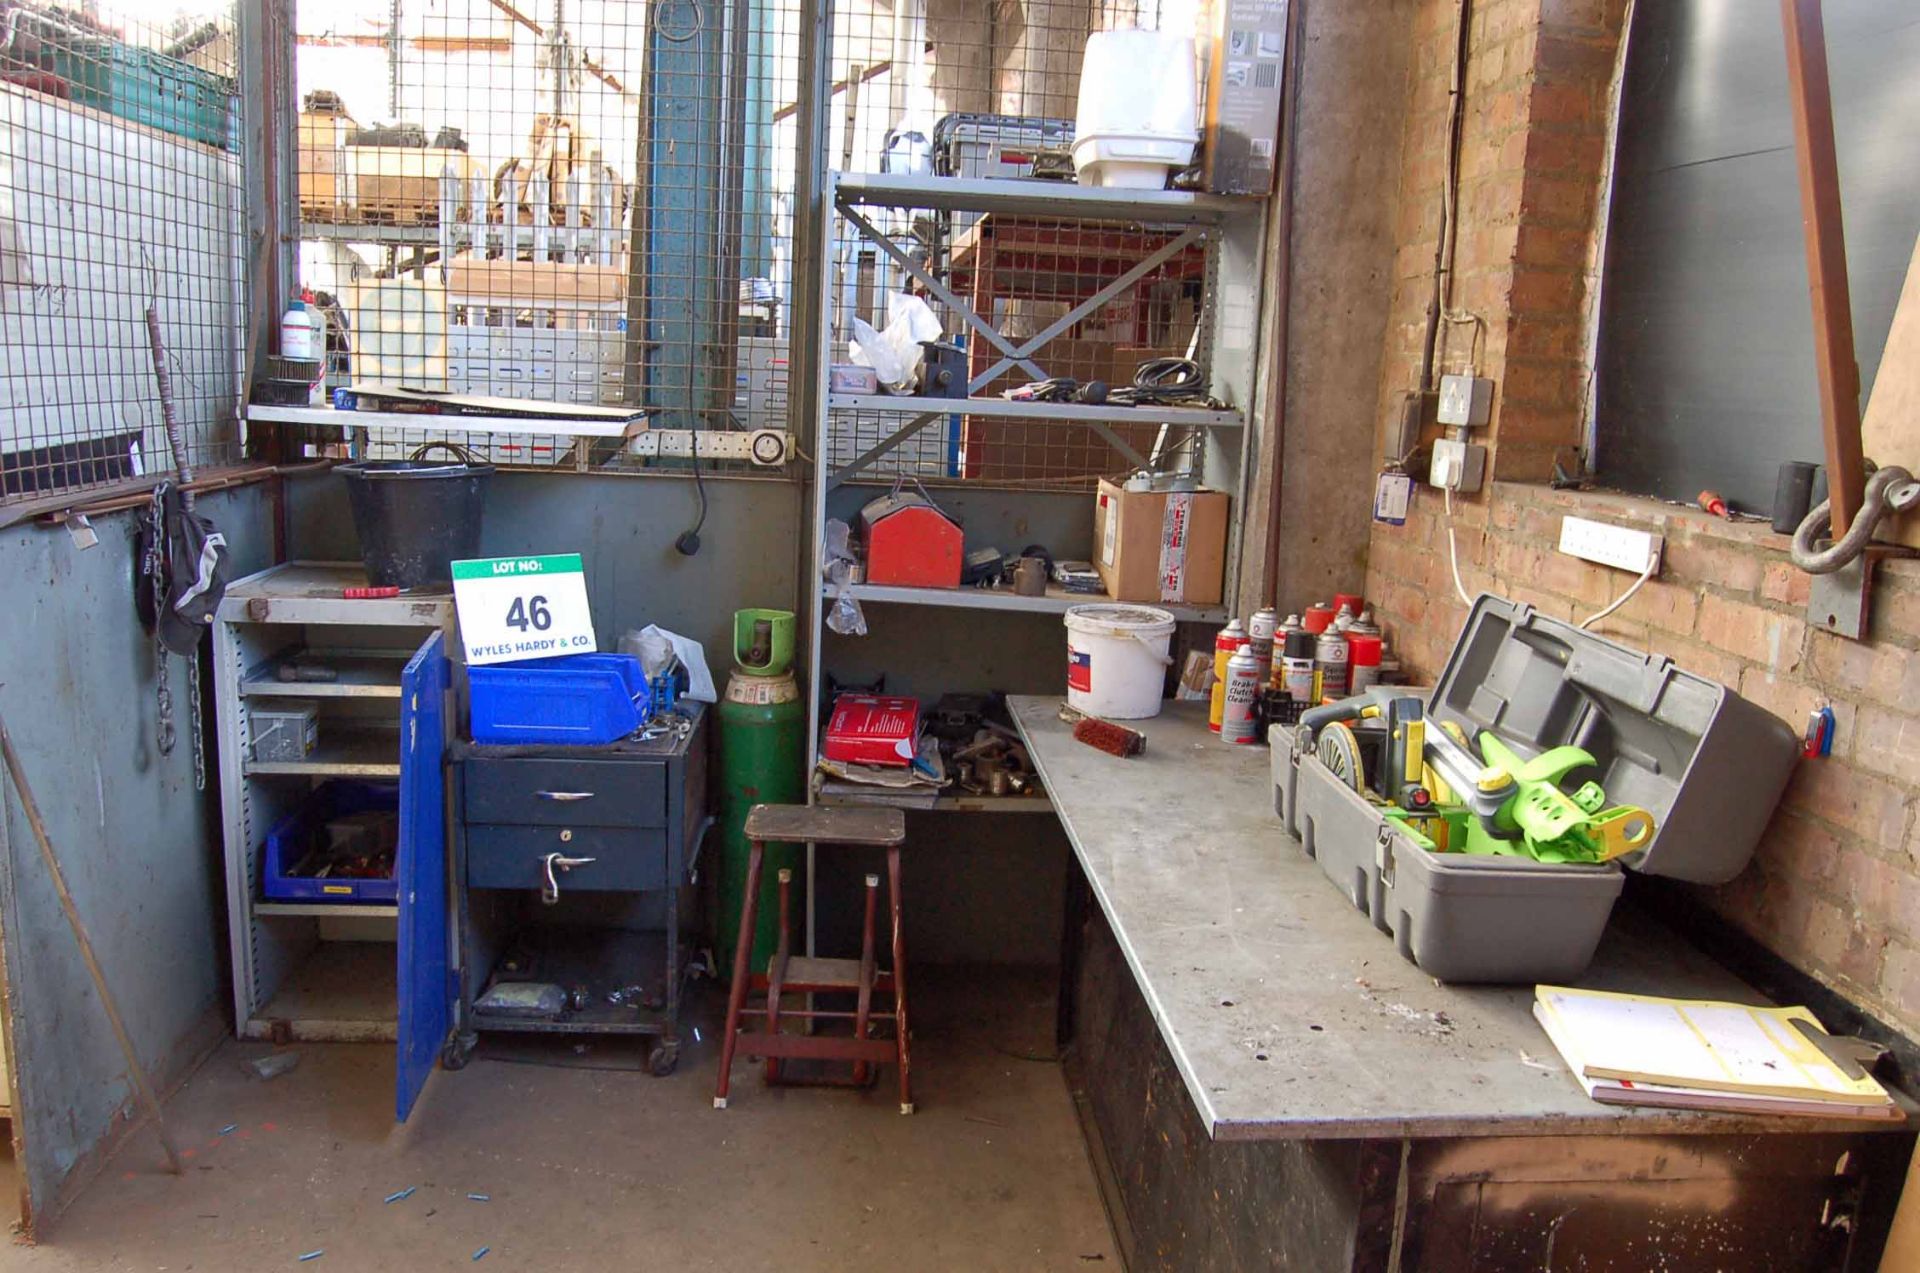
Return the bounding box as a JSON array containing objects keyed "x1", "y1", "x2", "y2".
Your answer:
[
  {"x1": 297, "y1": 111, "x2": 355, "y2": 218},
  {"x1": 348, "y1": 145, "x2": 476, "y2": 225},
  {"x1": 823, "y1": 695, "x2": 923, "y2": 768},
  {"x1": 1203, "y1": 0, "x2": 1291, "y2": 195},
  {"x1": 1093, "y1": 478, "x2": 1230, "y2": 605}
]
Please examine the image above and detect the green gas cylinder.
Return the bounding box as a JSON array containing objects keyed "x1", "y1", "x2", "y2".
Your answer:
[{"x1": 716, "y1": 610, "x2": 804, "y2": 973}]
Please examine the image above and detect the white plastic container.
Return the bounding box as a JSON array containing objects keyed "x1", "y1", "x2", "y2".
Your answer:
[
  {"x1": 280, "y1": 299, "x2": 318, "y2": 360},
  {"x1": 1065, "y1": 604, "x2": 1176, "y2": 720},
  {"x1": 1072, "y1": 30, "x2": 1199, "y2": 189}
]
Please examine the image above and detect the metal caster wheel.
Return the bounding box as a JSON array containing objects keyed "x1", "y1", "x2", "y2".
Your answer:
[
  {"x1": 647, "y1": 1041, "x2": 681, "y2": 1077},
  {"x1": 442, "y1": 1034, "x2": 476, "y2": 1071}
]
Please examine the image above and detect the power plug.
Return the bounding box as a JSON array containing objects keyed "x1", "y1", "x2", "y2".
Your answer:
[{"x1": 1429, "y1": 438, "x2": 1486, "y2": 493}]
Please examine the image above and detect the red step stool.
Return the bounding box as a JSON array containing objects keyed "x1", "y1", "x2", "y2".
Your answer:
[{"x1": 713, "y1": 804, "x2": 913, "y2": 1113}]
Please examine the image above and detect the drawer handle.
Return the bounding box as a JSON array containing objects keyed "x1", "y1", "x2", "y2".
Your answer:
[
  {"x1": 541, "y1": 852, "x2": 597, "y2": 904},
  {"x1": 536, "y1": 790, "x2": 596, "y2": 802}
]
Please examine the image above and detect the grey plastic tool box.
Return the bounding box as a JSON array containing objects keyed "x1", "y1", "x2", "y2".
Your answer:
[{"x1": 1270, "y1": 596, "x2": 1799, "y2": 983}]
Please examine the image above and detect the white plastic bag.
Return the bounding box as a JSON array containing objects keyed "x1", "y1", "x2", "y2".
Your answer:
[
  {"x1": 821, "y1": 518, "x2": 867, "y2": 636},
  {"x1": 617, "y1": 625, "x2": 718, "y2": 702},
  {"x1": 849, "y1": 293, "x2": 943, "y2": 394}
]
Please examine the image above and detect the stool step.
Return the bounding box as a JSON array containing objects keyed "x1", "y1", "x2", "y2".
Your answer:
[
  {"x1": 782, "y1": 955, "x2": 870, "y2": 991},
  {"x1": 745, "y1": 803, "x2": 906, "y2": 847}
]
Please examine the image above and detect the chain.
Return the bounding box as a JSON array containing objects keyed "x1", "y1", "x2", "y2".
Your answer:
[
  {"x1": 187, "y1": 646, "x2": 206, "y2": 791},
  {"x1": 147, "y1": 489, "x2": 176, "y2": 759}
]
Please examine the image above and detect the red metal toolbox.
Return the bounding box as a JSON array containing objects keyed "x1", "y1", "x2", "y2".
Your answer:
[{"x1": 858, "y1": 481, "x2": 963, "y2": 588}]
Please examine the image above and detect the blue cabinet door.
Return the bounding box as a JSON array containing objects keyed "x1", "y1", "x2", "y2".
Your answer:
[{"x1": 396, "y1": 630, "x2": 452, "y2": 1122}]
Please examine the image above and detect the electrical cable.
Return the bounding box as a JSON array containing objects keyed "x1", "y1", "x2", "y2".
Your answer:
[
  {"x1": 675, "y1": 441, "x2": 707, "y2": 555},
  {"x1": 1579, "y1": 553, "x2": 1657, "y2": 632},
  {"x1": 1443, "y1": 485, "x2": 1474, "y2": 607},
  {"x1": 1107, "y1": 357, "x2": 1222, "y2": 408}
]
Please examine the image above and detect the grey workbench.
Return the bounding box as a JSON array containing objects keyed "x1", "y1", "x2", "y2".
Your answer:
[{"x1": 1010, "y1": 696, "x2": 1914, "y2": 1270}]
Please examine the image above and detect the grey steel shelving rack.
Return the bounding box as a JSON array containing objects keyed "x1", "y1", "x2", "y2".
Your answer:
[
  {"x1": 799, "y1": 171, "x2": 1270, "y2": 829},
  {"x1": 213, "y1": 562, "x2": 455, "y2": 1042}
]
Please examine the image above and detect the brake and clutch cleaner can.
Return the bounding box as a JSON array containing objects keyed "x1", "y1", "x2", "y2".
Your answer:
[
  {"x1": 1220, "y1": 645, "x2": 1263, "y2": 744},
  {"x1": 1209, "y1": 619, "x2": 1249, "y2": 733}
]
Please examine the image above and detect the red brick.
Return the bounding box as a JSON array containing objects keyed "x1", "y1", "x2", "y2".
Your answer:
[
  {"x1": 1758, "y1": 811, "x2": 1841, "y2": 886},
  {"x1": 1615, "y1": 577, "x2": 1698, "y2": 637},
  {"x1": 1697, "y1": 594, "x2": 1805, "y2": 672},
  {"x1": 1879, "y1": 944, "x2": 1920, "y2": 1027},
  {"x1": 1508, "y1": 267, "x2": 1581, "y2": 314},
  {"x1": 1661, "y1": 536, "x2": 1765, "y2": 594},
  {"x1": 1805, "y1": 896, "x2": 1884, "y2": 988},
  {"x1": 1760, "y1": 560, "x2": 1813, "y2": 607},
  {"x1": 1850, "y1": 705, "x2": 1920, "y2": 786},
  {"x1": 1656, "y1": 640, "x2": 1747, "y2": 691},
  {"x1": 1784, "y1": 760, "x2": 1911, "y2": 849},
  {"x1": 1734, "y1": 668, "x2": 1853, "y2": 751}
]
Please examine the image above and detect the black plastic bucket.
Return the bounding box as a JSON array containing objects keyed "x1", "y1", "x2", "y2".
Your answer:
[{"x1": 338, "y1": 447, "x2": 494, "y2": 589}]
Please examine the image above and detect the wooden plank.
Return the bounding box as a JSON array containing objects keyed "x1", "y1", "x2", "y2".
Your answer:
[
  {"x1": 1860, "y1": 231, "x2": 1920, "y2": 548},
  {"x1": 1780, "y1": 0, "x2": 1866, "y2": 536}
]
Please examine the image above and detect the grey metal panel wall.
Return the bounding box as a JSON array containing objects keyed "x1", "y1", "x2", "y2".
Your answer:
[
  {"x1": 1597, "y1": 0, "x2": 1920, "y2": 512},
  {"x1": 286, "y1": 471, "x2": 805, "y2": 660},
  {"x1": 0, "y1": 485, "x2": 274, "y2": 1219}
]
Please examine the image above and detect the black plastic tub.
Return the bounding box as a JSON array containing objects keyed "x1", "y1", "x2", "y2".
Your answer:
[{"x1": 338, "y1": 454, "x2": 493, "y2": 589}]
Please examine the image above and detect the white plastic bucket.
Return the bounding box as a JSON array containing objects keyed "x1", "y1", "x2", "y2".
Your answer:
[
  {"x1": 1072, "y1": 30, "x2": 1198, "y2": 189},
  {"x1": 1065, "y1": 604, "x2": 1177, "y2": 720}
]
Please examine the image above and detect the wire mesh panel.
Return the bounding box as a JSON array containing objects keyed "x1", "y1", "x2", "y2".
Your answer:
[
  {"x1": 0, "y1": 2, "x2": 244, "y2": 504},
  {"x1": 291, "y1": 0, "x2": 802, "y2": 470}
]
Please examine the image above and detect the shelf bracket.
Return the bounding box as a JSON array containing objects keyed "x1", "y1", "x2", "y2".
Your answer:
[{"x1": 967, "y1": 226, "x2": 1205, "y2": 394}]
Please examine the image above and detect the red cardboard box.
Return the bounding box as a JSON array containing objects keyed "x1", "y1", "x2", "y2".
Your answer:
[{"x1": 823, "y1": 694, "x2": 923, "y2": 767}]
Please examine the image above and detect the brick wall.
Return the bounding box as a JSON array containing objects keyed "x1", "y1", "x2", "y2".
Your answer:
[{"x1": 1361, "y1": 1, "x2": 1920, "y2": 1035}]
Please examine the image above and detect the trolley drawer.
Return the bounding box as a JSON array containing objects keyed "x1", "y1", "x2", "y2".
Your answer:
[
  {"x1": 464, "y1": 824, "x2": 669, "y2": 893},
  {"x1": 464, "y1": 758, "x2": 667, "y2": 829}
]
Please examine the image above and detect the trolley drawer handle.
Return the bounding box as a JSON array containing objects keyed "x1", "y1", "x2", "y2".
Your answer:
[{"x1": 536, "y1": 790, "x2": 595, "y2": 802}]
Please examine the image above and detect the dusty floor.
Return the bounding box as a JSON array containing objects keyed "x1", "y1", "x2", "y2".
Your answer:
[{"x1": 3, "y1": 968, "x2": 1113, "y2": 1271}]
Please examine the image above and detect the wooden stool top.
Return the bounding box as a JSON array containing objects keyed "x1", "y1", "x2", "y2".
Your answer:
[{"x1": 745, "y1": 803, "x2": 906, "y2": 847}]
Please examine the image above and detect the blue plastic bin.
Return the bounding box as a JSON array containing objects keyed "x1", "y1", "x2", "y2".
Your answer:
[
  {"x1": 262, "y1": 781, "x2": 400, "y2": 903},
  {"x1": 468, "y1": 653, "x2": 652, "y2": 745}
]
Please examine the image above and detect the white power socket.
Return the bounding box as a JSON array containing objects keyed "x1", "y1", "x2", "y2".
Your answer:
[
  {"x1": 1558, "y1": 515, "x2": 1663, "y2": 574},
  {"x1": 1437, "y1": 374, "x2": 1494, "y2": 427},
  {"x1": 1429, "y1": 437, "x2": 1486, "y2": 492},
  {"x1": 627, "y1": 429, "x2": 791, "y2": 465}
]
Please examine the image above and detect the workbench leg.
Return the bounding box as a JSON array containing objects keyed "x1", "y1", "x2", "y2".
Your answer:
[
  {"x1": 888, "y1": 846, "x2": 912, "y2": 1114},
  {"x1": 714, "y1": 841, "x2": 765, "y2": 1109},
  {"x1": 1057, "y1": 859, "x2": 1089, "y2": 1051}
]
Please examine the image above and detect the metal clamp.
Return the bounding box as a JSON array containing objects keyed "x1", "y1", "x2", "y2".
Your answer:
[
  {"x1": 1791, "y1": 464, "x2": 1920, "y2": 574},
  {"x1": 540, "y1": 852, "x2": 597, "y2": 904}
]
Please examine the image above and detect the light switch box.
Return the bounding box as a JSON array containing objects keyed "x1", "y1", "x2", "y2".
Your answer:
[{"x1": 1437, "y1": 374, "x2": 1494, "y2": 427}]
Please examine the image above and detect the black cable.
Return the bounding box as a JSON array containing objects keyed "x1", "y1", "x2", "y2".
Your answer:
[
  {"x1": 675, "y1": 438, "x2": 707, "y2": 556},
  {"x1": 1107, "y1": 356, "x2": 1222, "y2": 408}
]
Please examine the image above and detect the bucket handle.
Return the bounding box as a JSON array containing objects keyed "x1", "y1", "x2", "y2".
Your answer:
[
  {"x1": 1127, "y1": 631, "x2": 1175, "y2": 665},
  {"x1": 409, "y1": 440, "x2": 483, "y2": 466}
]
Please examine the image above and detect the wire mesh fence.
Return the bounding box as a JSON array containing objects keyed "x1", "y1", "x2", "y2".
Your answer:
[
  {"x1": 285, "y1": 0, "x2": 1223, "y2": 486},
  {"x1": 0, "y1": 1, "x2": 245, "y2": 505}
]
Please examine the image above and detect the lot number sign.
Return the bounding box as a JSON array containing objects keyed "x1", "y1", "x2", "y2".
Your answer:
[{"x1": 452, "y1": 554, "x2": 596, "y2": 665}]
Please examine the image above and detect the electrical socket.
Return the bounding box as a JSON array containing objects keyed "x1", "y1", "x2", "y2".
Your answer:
[
  {"x1": 626, "y1": 430, "x2": 791, "y2": 464},
  {"x1": 1437, "y1": 374, "x2": 1494, "y2": 427},
  {"x1": 1429, "y1": 437, "x2": 1486, "y2": 492},
  {"x1": 1558, "y1": 515, "x2": 1663, "y2": 574}
]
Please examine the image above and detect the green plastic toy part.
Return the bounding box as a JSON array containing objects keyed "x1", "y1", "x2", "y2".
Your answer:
[{"x1": 1455, "y1": 734, "x2": 1657, "y2": 864}]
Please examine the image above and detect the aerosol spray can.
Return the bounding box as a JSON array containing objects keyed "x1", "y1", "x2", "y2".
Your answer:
[
  {"x1": 1281, "y1": 628, "x2": 1319, "y2": 703},
  {"x1": 1348, "y1": 606, "x2": 1382, "y2": 638},
  {"x1": 1209, "y1": 619, "x2": 1249, "y2": 733},
  {"x1": 1316, "y1": 622, "x2": 1352, "y2": 702},
  {"x1": 1303, "y1": 602, "x2": 1336, "y2": 635},
  {"x1": 1247, "y1": 607, "x2": 1279, "y2": 686},
  {"x1": 1348, "y1": 633, "x2": 1384, "y2": 693},
  {"x1": 1220, "y1": 645, "x2": 1263, "y2": 744},
  {"x1": 1274, "y1": 614, "x2": 1306, "y2": 687}
]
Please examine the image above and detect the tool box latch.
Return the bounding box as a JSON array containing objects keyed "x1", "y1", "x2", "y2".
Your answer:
[{"x1": 1375, "y1": 823, "x2": 1396, "y2": 887}]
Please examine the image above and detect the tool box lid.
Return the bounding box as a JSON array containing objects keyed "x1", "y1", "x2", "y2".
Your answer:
[
  {"x1": 1424, "y1": 595, "x2": 1799, "y2": 884},
  {"x1": 857, "y1": 480, "x2": 960, "y2": 531}
]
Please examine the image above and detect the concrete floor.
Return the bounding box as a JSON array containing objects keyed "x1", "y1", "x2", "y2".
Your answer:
[{"x1": 3, "y1": 968, "x2": 1113, "y2": 1271}]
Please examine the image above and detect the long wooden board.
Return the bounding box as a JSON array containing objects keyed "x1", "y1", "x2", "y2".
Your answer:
[{"x1": 1861, "y1": 232, "x2": 1920, "y2": 548}]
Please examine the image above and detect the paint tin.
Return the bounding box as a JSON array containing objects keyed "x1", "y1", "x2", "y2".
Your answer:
[
  {"x1": 1209, "y1": 619, "x2": 1249, "y2": 733},
  {"x1": 1331, "y1": 592, "x2": 1365, "y2": 622},
  {"x1": 1281, "y1": 628, "x2": 1318, "y2": 704},
  {"x1": 1315, "y1": 624, "x2": 1352, "y2": 702},
  {"x1": 1247, "y1": 607, "x2": 1278, "y2": 685},
  {"x1": 1220, "y1": 646, "x2": 1262, "y2": 744}
]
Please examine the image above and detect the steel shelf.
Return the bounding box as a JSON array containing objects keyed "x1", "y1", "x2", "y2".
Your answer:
[
  {"x1": 246, "y1": 404, "x2": 644, "y2": 440},
  {"x1": 244, "y1": 725, "x2": 401, "y2": 778},
  {"x1": 822, "y1": 582, "x2": 1227, "y2": 624},
  {"x1": 241, "y1": 653, "x2": 406, "y2": 699},
  {"x1": 832, "y1": 172, "x2": 1255, "y2": 225},
  {"x1": 826, "y1": 393, "x2": 1241, "y2": 429},
  {"x1": 256, "y1": 901, "x2": 399, "y2": 919},
  {"x1": 816, "y1": 781, "x2": 1054, "y2": 815}
]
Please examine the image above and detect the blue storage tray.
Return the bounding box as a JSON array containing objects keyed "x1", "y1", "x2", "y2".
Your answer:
[
  {"x1": 53, "y1": 41, "x2": 236, "y2": 150},
  {"x1": 262, "y1": 781, "x2": 399, "y2": 903},
  {"x1": 468, "y1": 653, "x2": 652, "y2": 745}
]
